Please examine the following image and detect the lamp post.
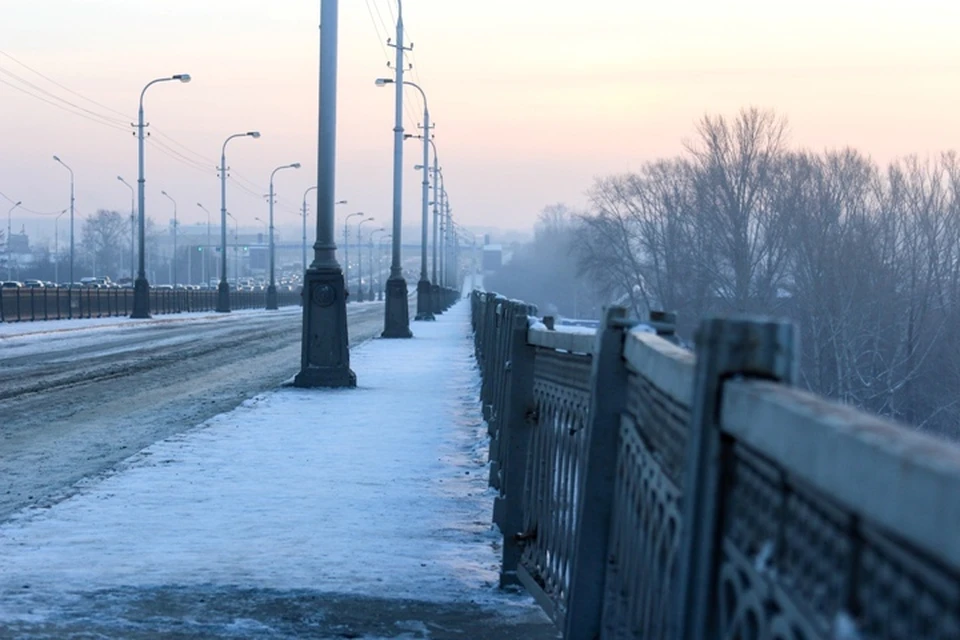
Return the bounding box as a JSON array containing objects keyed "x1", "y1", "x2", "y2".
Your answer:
[
  {"x1": 131, "y1": 73, "x2": 191, "y2": 318},
  {"x1": 266, "y1": 162, "x2": 301, "y2": 309},
  {"x1": 197, "y1": 203, "x2": 211, "y2": 285},
  {"x1": 117, "y1": 176, "x2": 135, "y2": 282},
  {"x1": 378, "y1": 234, "x2": 391, "y2": 301},
  {"x1": 160, "y1": 190, "x2": 178, "y2": 288},
  {"x1": 52, "y1": 156, "x2": 75, "y2": 287},
  {"x1": 300, "y1": 187, "x2": 317, "y2": 272},
  {"x1": 356, "y1": 216, "x2": 375, "y2": 301},
  {"x1": 343, "y1": 211, "x2": 364, "y2": 301},
  {"x1": 6, "y1": 201, "x2": 21, "y2": 280},
  {"x1": 387, "y1": 78, "x2": 433, "y2": 320},
  {"x1": 302, "y1": 195, "x2": 346, "y2": 275},
  {"x1": 217, "y1": 131, "x2": 260, "y2": 312},
  {"x1": 226, "y1": 211, "x2": 239, "y2": 289},
  {"x1": 375, "y1": 0, "x2": 412, "y2": 338},
  {"x1": 54, "y1": 209, "x2": 67, "y2": 283},
  {"x1": 295, "y1": 0, "x2": 355, "y2": 387},
  {"x1": 369, "y1": 228, "x2": 386, "y2": 300},
  {"x1": 430, "y1": 162, "x2": 443, "y2": 314}
]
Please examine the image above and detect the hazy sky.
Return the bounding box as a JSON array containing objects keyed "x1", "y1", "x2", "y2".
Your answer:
[{"x1": 2, "y1": 0, "x2": 959, "y2": 240}]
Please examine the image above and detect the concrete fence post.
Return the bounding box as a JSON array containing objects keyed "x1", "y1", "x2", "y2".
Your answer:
[
  {"x1": 673, "y1": 315, "x2": 798, "y2": 639},
  {"x1": 495, "y1": 302, "x2": 538, "y2": 587},
  {"x1": 563, "y1": 306, "x2": 634, "y2": 638},
  {"x1": 479, "y1": 292, "x2": 498, "y2": 422}
]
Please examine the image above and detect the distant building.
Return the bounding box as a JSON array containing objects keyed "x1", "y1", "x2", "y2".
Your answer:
[
  {"x1": 482, "y1": 244, "x2": 502, "y2": 272},
  {"x1": 8, "y1": 232, "x2": 29, "y2": 254}
]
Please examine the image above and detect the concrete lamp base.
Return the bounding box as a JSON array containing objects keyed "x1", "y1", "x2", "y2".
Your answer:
[
  {"x1": 130, "y1": 277, "x2": 151, "y2": 319},
  {"x1": 294, "y1": 267, "x2": 356, "y2": 388},
  {"x1": 382, "y1": 276, "x2": 412, "y2": 338},
  {"x1": 216, "y1": 281, "x2": 231, "y2": 313},
  {"x1": 415, "y1": 279, "x2": 435, "y2": 321}
]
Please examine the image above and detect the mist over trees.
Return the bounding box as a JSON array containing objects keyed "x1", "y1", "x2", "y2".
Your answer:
[
  {"x1": 579, "y1": 107, "x2": 960, "y2": 437},
  {"x1": 484, "y1": 204, "x2": 603, "y2": 319},
  {"x1": 492, "y1": 107, "x2": 960, "y2": 437},
  {"x1": 81, "y1": 210, "x2": 128, "y2": 277}
]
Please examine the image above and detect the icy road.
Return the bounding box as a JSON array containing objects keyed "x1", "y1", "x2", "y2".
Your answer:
[{"x1": 0, "y1": 303, "x2": 389, "y2": 522}]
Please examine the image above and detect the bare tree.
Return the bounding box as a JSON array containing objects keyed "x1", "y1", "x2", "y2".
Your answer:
[
  {"x1": 81, "y1": 210, "x2": 127, "y2": 278},
  {"x1": 686, "y1": 107, "x2": 790, "y2": 312}
]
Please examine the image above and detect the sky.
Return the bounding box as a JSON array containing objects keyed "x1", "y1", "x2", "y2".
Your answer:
[{"x1": 2, "y1": 0, "x2": 959, "y2": 244}]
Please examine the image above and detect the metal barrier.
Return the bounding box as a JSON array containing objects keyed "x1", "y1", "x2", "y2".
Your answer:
[
  {"x1": 0, "y1": 288, "x2": 302, "y2": 323},
  {"x1": 471, "y1": 290, "x2": 960, "y2": 639}
]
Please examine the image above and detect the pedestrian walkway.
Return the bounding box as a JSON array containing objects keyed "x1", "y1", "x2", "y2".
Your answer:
[{"x1": 0, "y1": 301, "x2": 558, "y2": 639}]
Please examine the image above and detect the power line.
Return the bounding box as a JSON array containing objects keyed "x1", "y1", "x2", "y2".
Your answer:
[
  {"x1": 0, "y1": 76, "x2": 130, "y2": 134},
  {"x1": 0, "y1": 67, "x2": 128, "y2": 126},
  {"x1": 149, "y1": 138, "x2": 212, "y2": 173},
  {"x1": 0, "y1": 50, "x2": 133, "y2": 121},
  {"x1": 364, "y1": 0, "x2": 392, "y2": 62}
]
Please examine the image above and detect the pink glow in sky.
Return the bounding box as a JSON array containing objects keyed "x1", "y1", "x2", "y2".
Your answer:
[{"x1": 1, "y1": 0, "x2": 959, "y2": 237}]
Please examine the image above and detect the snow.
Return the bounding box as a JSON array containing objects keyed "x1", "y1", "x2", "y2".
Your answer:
[
  {"x1": 0, "y1": 306, "x2": 297, "y2": 340},
  {"x1": 0, "y1": 300, "x2": 534, "y2": 625}
]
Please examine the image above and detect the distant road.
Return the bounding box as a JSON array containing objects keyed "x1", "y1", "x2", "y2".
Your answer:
[{"x1": 0, "y1": 303, "x2": 389, "y2": 522}]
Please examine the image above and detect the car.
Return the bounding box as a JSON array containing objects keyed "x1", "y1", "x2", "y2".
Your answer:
[
  {"x1": 23, "y1": 280, "x2": 45, "y2": 288},
  {"x1": 1, "y1": 281, "x2": 23, "y2": 289}
]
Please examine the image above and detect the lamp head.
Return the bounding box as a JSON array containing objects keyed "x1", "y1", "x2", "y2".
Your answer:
[
  {"x1": 336, "y1": 200, "x2": 347, "y2": 205},
  {"x1": 52, "y1": 155, "x2": 61, "y2": 163},
  {"x1": 173, "y1": 74, "x2": 191, "y2": 83},
  {"x1": 14, "y1": 200, "x2": 21, "y2": 206},
  {"x1": 247, "y1": 131, "x2": 261, "y2": 139},
  {"x1": 291, "y1": 162, "x2": 301, "y2": 169},
  {"x1": 116, "y1": 176, "x2": 123, "y2": 181},
  {"x1": 161, "y1": 190, "x2": 168, "y2": 196},
  {"x1": 414, "y1": 164, "x2": 425, "y2": 170},
  {"x1": 375, "y1": 78, "x2": 393, "y2": 87}
]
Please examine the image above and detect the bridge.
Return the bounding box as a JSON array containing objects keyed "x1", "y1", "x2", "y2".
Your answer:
[{"x1": 0, "y1": 283, "x2": 957, "y2": 638}]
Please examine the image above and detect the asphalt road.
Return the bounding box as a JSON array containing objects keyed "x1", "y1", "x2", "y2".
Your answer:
[{"x1": 0, "y1": 302, "x2": 390, "y2": 523}]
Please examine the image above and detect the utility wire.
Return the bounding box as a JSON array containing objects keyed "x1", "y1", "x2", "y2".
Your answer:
[
  {"x1": 0, "y1": 76, "x2": 130, "y2": 134},
  {"x1": 0, "y1": 50, "x2": 132, "y2": 121}
]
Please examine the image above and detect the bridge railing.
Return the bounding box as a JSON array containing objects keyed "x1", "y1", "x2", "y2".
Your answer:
[
  {"x1": 471, "y1": 290, "x2": 960, "y2": 639},
  {"x1": 0, "y1": 287, "x2": 302, "y2": 323}
]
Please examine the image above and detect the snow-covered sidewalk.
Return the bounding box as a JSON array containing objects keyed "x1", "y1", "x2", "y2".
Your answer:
[{"x1": 0, "y1": 301, "x2": 555, "y2": 638}]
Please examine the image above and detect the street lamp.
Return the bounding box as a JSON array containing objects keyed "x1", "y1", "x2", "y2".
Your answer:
[
  {"x1": 254, "y1": 216, "x2": 268, "y2": 237},
  {"x1": 374, "y1": 0, "x2": 412, "y2": 338},
  {"x1": 226, "y1": 210, "x2": 239, "y2": 289},
  {"x1": 217, "y1": 130, "x2": 261, "y2": 312},
  {"x1": 197, "y1": 203, "x2": 211, "y2": 285},
  {"x1": 369, "y1": 228, "x2": 387, "y2": 300},
  {"x1": 52, "y1": 156, "x2": 75, "y2": 286},
  {"x1": 54, "y1": 209, "x2": 67, "y2": 283},
  {"x1": 356, "y1": 217, "x2": 375, "y2": 301},
  {"x1": 160, "y1": 190, "x2": 178, "y2": 288},
  {"x1": 131, "y1": 73, "x2": 191, "y2": 319},
  {"x1": 294, "y1": 0, "x2": 356, "y2": 387},
  {"x1": 117, "y1": 176, "x2": 135, "y2": 281},
  {"x1": 343, "y1": 211, "x2": 364, "y2": 301},
  {"x1": 266, "y1": 162, "x2": 301, "y2": 309},
  {"x1": 301, "y1": 191, "x2": 345, "y2": 274},
  {"x1": 388, "y1": 78, "x2": 434, "y2": 321},
  {"x1": 378, "y1": 234, "x2": 391, "y2": 301},
  {"x1": 5, "y1": 201, "x2": 21, "y2": 280}
]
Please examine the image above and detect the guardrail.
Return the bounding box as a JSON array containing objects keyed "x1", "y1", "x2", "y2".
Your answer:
[
  {"x1": 471, "y1": 290, "x2": 960, "y2": 639},
  {"x1": 0, "y1": 288, "x2": 302, "y2": 323}
]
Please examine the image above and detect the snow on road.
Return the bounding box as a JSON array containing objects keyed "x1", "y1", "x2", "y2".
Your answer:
[
  {"x1": 0, "y1": 306, "x2": 298, "y2": 339},
  {"x1": 0, "y1": 301, "x2": 538, "y2": 628}
]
